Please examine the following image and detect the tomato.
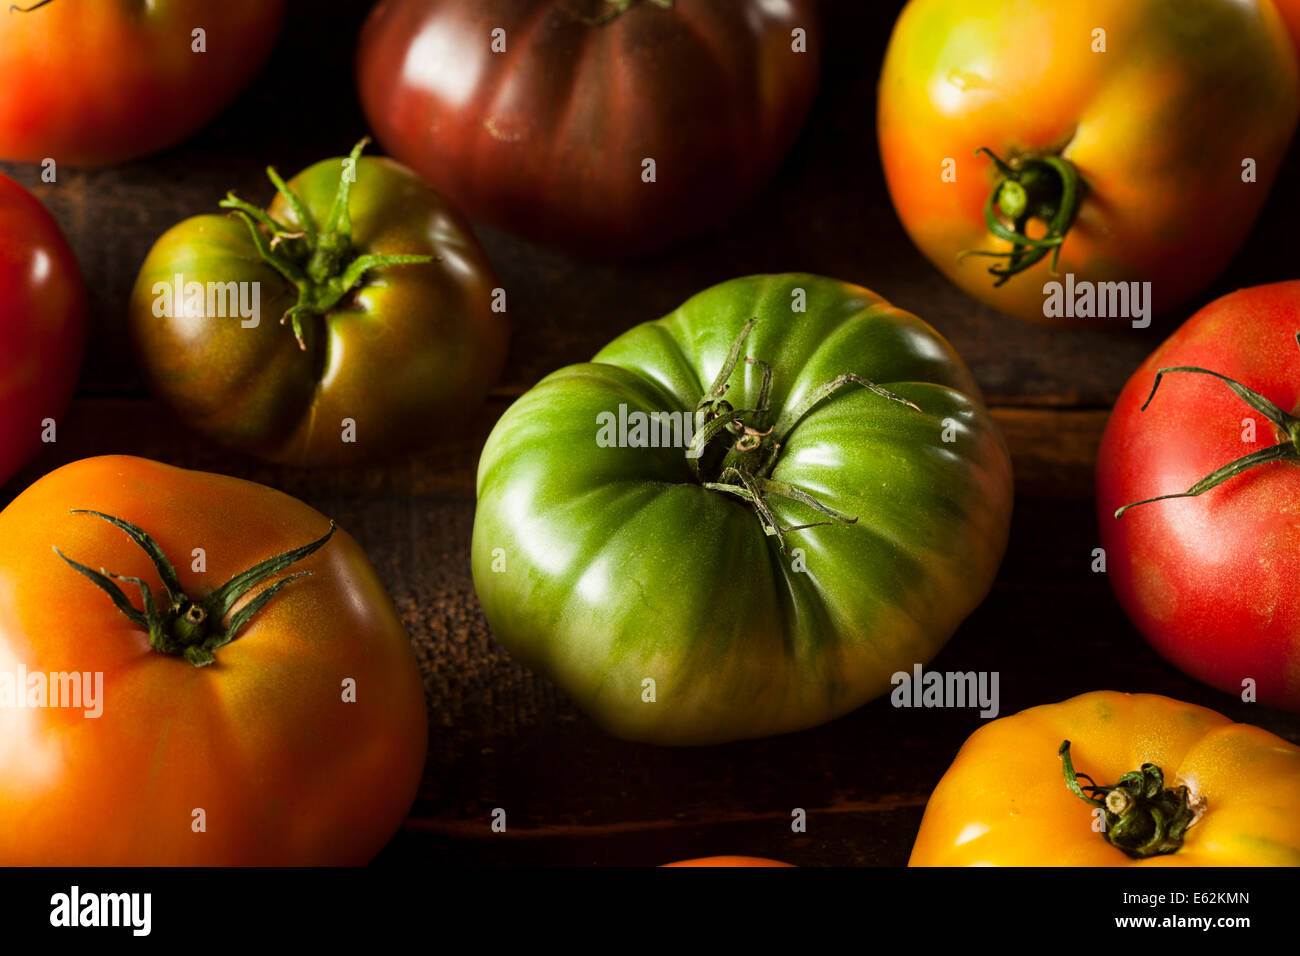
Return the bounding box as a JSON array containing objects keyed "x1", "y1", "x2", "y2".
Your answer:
[
  {"x1": 1097, "y1": 282, "x2": 1300, "y2": 711},
  {"x1": 661, "y1": 857, "x2": 794, "y2": 867},
  {"x1": 471, "y1": 274, "x2": 1013, "y2": 746},
  {"x1": 910, "y1": 691, "x2": 1300, "y2": 866},
  {"x1": 0, "y1": 456, "x2": 427, "y2": 864},
  {"x1": 1276, "y1": 0, "x2": 1300, "y2": 71},
  {"x1": 0, "y1": 0, "x2": 285, "y2": 167},
  {"x1": 878, "y1": 0, "x2": 1300, "y2": 326},
  {"x1": 356, "y1": 0, "x2": 822, "y2": 257},
  {"x1": 0, "y1": 172, "x2": 85, "y2": 489},
  {"x1": 127, "y1": 141, "x2": 507, "y2": 467}
]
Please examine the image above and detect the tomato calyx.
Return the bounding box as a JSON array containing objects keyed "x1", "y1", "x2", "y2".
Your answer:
[
  {"x1": 685, "y1": 317, "x2": 922, "y2": 552},
  {"x1": 1059, "y1": 740, "x2": 1200, "y2": 859},
  {"x1": 958, "y1": 145, "x2": 1085, "y2": 287},
  {"x1": 218, "y1": 138, "x2": 435, "y2": 350},
  {"x1": 575, "y1": 0, "x2": 673, "y2": 27},
  {"x1": 1114, "y1": 340, "x2": 1300, "y2": 517},
  {"x1": 54, "y1": 511, "x2": 336, "y2": 667}
]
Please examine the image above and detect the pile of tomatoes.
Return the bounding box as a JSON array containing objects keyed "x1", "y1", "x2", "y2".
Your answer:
[{"x1": 1, "y1": 0, "x2": 1298, "y2": 868}]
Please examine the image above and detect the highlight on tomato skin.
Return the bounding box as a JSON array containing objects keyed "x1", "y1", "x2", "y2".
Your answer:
[{"x1": 661, "y1": 857, "x2": 795, "y2": 868}]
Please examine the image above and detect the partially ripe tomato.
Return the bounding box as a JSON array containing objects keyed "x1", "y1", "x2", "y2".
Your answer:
[
  {"x1": 879, "y1": 0, "x2": 1299, "y2": 325},
  {"x1": 0, "y1": 456, "x2": 427, "y2": 864},
  {"x1": 128, "y1": 141, "x2": 507, "y2": 466}
]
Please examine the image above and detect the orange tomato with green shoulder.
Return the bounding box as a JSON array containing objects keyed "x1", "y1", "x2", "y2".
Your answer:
[
  {"x1": 878, "y1": 0, "x2": 1299, "y2": 326},
  {"x1": 910, "y1": 692, "x2": 1300, "y2": 866},
  {"x1": 0, "y1": 456, "x2": 427, "y2": 865}
]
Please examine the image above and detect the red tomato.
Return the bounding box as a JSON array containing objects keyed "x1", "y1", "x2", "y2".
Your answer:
[
  {"x1": 0, "y1": 172, "x2": 85, "y2": 488},
  {"x1": 0, "y1": 1, "x2": 285, "y2": 166},
  {"x1": 1097, "y1": 281, "x2": 1300, "y2": 711},
  {"x1": 0, "y1": 456, "x2": 428, "y2": 864},
  {"x1": 661, "y1": 857, "x2": 794, "y2": 867},
  {"x1": 356, "y1": 0, "x2": 822, "y2": 257}
]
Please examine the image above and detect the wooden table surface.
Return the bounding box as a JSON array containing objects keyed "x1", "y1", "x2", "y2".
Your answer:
[{"x1": 3, "y1": 0, "x2": 1298, "y2": 866}]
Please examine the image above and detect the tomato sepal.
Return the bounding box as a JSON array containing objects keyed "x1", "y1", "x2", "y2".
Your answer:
[
  {"x1": 219, "y1": 138, "x2": 435, "y2": 348},
  {"x1": 957, "y1": 146, "x2": 1085, "y2": 286},
  {"x1": 1114, "y1": 350, "x2": 1300, "y2": 518},
  {"x1": 1059, "y1": 740, "x2": 1201, "y2": 860},
  {"x1": 55, "y1": 510, "x2": 336, "y2": 666},
  {"x1": 685, "y1": 316, "x2": 925, "y2": 552}
]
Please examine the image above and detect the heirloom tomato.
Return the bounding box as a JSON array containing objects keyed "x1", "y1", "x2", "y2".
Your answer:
[
  {"x1": 0, "y1": 0, "x2": 285, "y2": 166},
  {"x1": 662, "y1": 857, "x2": 794, "y2": 867},
  {"x1": 0, "y1": 172, "x2": 85, "y2": 488},
  {"x1": 0, "y1": 456, "x2": 427, "y2": 865},
  {"x1": 128, "y1": 141, "x2": 507, "y2": 467},
  {"x1": 878, "y1": 0, "x2": 1299, "y2": 325},
  {"x1": 356, "y1": 0, "x2": 822, "y2": 257},
  {"x1": 1097, "y1": 281, "x2": 1300, "y2": 711},
  {"x1": 1277, "y1": 0, "x2": 1300, "y2": 69},
  {"x1": 471, "y1": 274, "x2": 1013, "y2": 746},
  {"x1": 910, "y1": 692, "x2": 1300, "y2": 866}
]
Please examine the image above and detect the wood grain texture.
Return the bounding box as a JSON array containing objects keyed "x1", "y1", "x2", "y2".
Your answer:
[{"x1": 1, "y1": 0, "x2": 1298, "y2": 866}]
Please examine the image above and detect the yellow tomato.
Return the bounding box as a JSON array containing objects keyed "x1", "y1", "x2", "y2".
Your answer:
[{"x1": 910, "y1": 692, "x2": 1300, "y2": 866}]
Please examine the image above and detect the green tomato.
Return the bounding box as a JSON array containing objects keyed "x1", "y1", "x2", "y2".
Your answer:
[
  {"x1": 471, "y1": 274, "x2": 1013, "y2": 745},
  {"x1": 128, "y1": 141, "x2": 506, "y2": 466}
]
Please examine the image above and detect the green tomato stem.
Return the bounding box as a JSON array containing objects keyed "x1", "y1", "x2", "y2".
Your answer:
[
  {"x1": 959, "y1": 146, "x2": 1085, "y2": 286},
  {"x1": 687, "y1": 319, "x2": 923, "y2": 551},
  {"x1": 1059, "y1": 740, "x2": 1199, "y2": 859},
  {"x1": 54, "y1": 511, "x2": 336, "y2": 667},
  {"x1": 1114, "y1": 343, "x2": 1300, "y2": 517},
  {"x1": 218, "y1": 138, "x2": 437, "y2": 351}
]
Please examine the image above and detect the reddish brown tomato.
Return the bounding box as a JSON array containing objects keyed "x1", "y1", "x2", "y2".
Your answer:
[
  {"x1": 0, "y1": 0, "x2": 286, "y2": 166},
  {"x1": 356, "y1": 0, "x2": 822, "y2": 257},
  {"x1": 1097, "y1": 282, "x2": 1300, "y2": 711},
  {"x1": 0, "y1": 456, "x2": 428, "y2": 864},
  {"x1": 0, "y1": 172, "x2": 85, "y2": 488}
]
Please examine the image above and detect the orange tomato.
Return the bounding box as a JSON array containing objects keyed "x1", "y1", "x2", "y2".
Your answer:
[
  {"x1": 0, "y1": 1, "x2": 285, "y2": 166},
  {"x1": 0, "y1": 456, "x2": 427, "y2": 864},
  {"x1": 1274, "y1": 0, "x2": 1300, "y2": 70},
  {"x1": 878, "y1": 0, "x2": 1299, "y2": 326},
  {"x1": 662, "y1": 857, "x2": 794, "y2": 867},
  {"x1": 910, "y1": 692, "x2": 1300, "y2": 866}
]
